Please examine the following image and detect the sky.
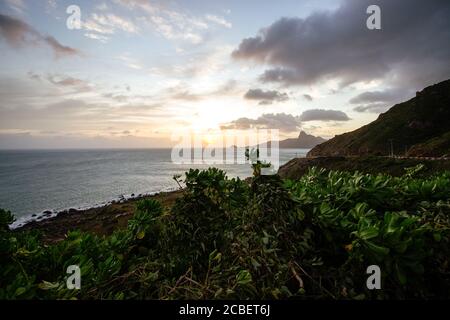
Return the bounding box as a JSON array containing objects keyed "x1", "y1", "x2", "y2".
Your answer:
[{"x1": 0, "y1": 0, "x2": 449, "y2": 149}]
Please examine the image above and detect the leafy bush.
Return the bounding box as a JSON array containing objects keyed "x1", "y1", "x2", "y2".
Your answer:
[{"x1": 0, "y1": 167, "x2": 449, "y2": 299}]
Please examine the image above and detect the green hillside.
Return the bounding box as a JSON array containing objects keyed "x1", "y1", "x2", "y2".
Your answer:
[{"x1": 308, "y1": 79, "x2": 450, "y2": 157}]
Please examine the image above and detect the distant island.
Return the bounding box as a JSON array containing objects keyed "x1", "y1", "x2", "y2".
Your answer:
[
  {"x1": 259, "y1": 130, "x2": 327, "y2": 149},
  {"x1": 308, "y1": 79, "x2": 450, "y2": 157}
]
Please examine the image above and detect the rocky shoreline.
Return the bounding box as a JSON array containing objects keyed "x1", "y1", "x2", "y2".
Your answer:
[
  {"x1": 15, "y1": 190, "x2": 183, "y2": 243},
  {"x1": 13, "y1": 191, "x2": 170, "y2": 228}
]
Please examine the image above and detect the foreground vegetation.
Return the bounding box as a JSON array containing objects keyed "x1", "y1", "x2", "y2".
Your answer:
[{"x1": 1, "y1": 166, "x2": 450, "y2": 299}]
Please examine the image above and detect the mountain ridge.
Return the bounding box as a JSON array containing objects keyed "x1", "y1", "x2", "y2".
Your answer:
[
  {"x1": 261, "y1": 131, "x2": 327, "y2": 149},
  {"x1": 307, "y1": 79, "x2": 450, "y2": 157}
]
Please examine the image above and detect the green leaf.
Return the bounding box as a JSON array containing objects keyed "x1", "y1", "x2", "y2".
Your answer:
[
  {"x1": 15, "y1": 287, "x2": 27, "y2": 296},
  {"x1": 136, "y1": 230, "x2": 145, "y2": 239},
  {"x1": 212, "y1": 252, "x2": 222, "y2": 262},
  {"x1": 358, "y1": 227, "x2": 379, "y2": 240},
  {"x1": 38, "y1": 281, "x2": 60, "y2": 290},
  {"x1": 365, "y1": 241, "x2": 390, "y2": 256},
  {"x1": 236, "y1": 270, "x2": 252, "y2": 285}
]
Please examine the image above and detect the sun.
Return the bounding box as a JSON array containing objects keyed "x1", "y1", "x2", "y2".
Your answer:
[{"x1": 203, "y1": 134, "x2": 216, "y2": 145}]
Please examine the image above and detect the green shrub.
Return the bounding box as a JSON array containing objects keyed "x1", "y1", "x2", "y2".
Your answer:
[{"x1": 0, "y1": 167, "x2": 449, "y2": 299}]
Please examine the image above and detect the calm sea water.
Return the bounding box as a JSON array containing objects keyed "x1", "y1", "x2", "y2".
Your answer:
[{"x1": 0, "y1": 148, "x2": 308, "y2": 227}]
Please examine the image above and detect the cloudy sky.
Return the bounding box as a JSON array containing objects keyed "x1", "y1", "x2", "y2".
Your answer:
[{"x1": 0, "y1": 0, "x2": 449, "y2": 148}]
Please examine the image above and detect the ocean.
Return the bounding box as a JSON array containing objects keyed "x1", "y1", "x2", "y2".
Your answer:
[{"x1": 0, "y1": 148, "x2": 308, "y2": 227}]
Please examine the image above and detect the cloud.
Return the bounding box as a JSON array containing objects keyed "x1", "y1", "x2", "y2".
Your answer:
[
  {"x1": 145, "y1": 13, "x2": 205, "y2": 44},
  {"x1": 213, "y1": 79, "x2": 238, "y2": 95},
  {"x1": 27, "y1": 72, "x2": 92, "y2": 93},
  {"x1": 244, "y1": 88, "x2": 289, "y2": 105},
  {"x1": 83, "y1": 13, "x2": 139, "y2": 41},
  {"x1": 169, "y1": 90, "x2": 202, "y2": 101},
  {"x1": 0, "y1": 13, "x2": 38, "y2": 46},
  {"x1": 27, "y1": 72, "x2": 41, "y2": 81},
  {"x1": 221, "y1": 113, "x2": 300, "y2": 132},
  {"x1": 0, "y1": 131, "x2": 173, "y2": 149},
  {"x1": 0, "y1": 97, "x2": 168, "y2": 132},
  {"x1": 84, "y1": 32, "x2": 109, "y2": 43},
  {"x1": 349, "y1": 89, "x2": 407, "y2": 104},
  {"x1": 95, "y1": 3, "x2": 108, "y2": 11},
  {"x1": 232, "y1": 0, "x2": 450, "y2": 90},
  {"x1": 4, "y1": 0, "x2": 26, "y2": 14},
  {"x1": 0, "y1": 76, "x2": 61, "y2": 109},
  {"x1": 350, "y1": 88, "x2": 410, "y2": 113},
  {"x1": 43, "y1": 36, "x2": 80, "y2": 58},
  {"x1": 0, "y1": 100, "x2": 95, "y2": 128},
  {"x1": 303, "y1": 94, "x2": 313, "y2": 101},
  {"x1": 205, "y1": 14, "x2": 232, "y2": 28},
  {"x1": 117, "y1": 54, "x2": 144, "y2": 70},
  {"x1": 299, "y1": 109, "x2": 350, "y2": 122},
  {"x1": 116, "y1": 0, "x2": 209, "y2": 44},
  {"x1": 47, "y1": 0, "x2": 57, "y2": 9},
  {"x1": 103, "y1": 93, "x2": 129, "y2": 102},
  {"x1": 46, "y1": 74, "x2": 92, "y2": 92},
  {"x1": 0, "y1": 14, "x2": 81, "y2": 58},
  {"x1": 149, "y1": 45, "x2": 234, "y2": 79},
  {"x1": 353, "y1": 103, "x2": 389, "y2": 113},
  {"x1": 164, "y1": 79, "x2": 240, "y2": 102}
]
